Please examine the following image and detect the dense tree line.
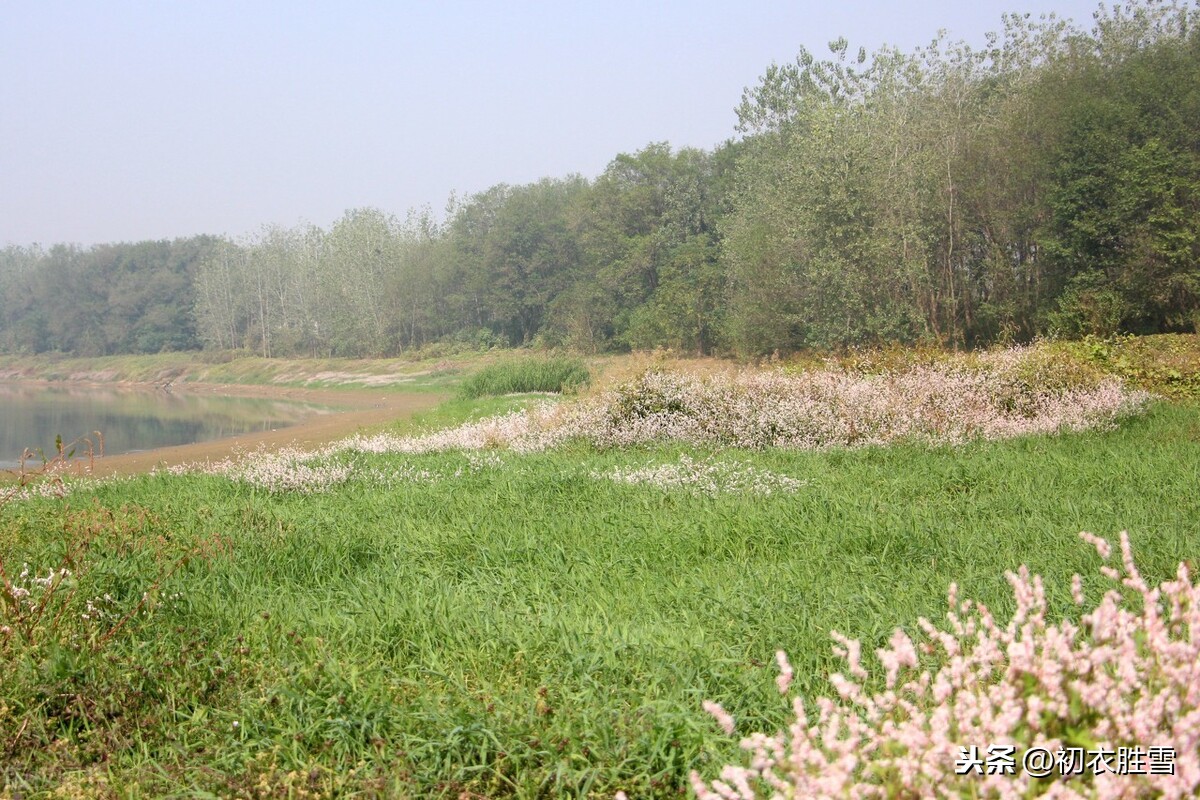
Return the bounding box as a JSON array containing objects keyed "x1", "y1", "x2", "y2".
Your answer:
[
  {"x1": 726, "y1": 1, "x2": 1200, "y2": 352},
  {"x1": 2, "y1": 1, "x2": 1197, "y2": 359},
  {"x1": 0, "y1": 238, "x2": 219, "y2": 355}
]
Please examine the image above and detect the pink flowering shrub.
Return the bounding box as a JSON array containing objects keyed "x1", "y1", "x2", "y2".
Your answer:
[
  {"x1": 328, "y1": 347, "x2": 1152, "y2": 457},
  {"x1": 162, "y1": 347, "x2": 1151, "y2": 492},
  {"x1": 692, "y1": 532, "x2": 1200, "y2": 799},
  {"x1": 569, "y1": 355, "x2": 1148, "y2": 451}
]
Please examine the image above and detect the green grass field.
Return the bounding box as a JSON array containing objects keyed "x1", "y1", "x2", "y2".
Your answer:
[{"x1": 3, "y1": 380, "x2": 1198, "y2": 797}]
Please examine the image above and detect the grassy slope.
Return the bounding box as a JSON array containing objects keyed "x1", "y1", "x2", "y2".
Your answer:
[{"x1": 2, "y1": 399, "x2": 1198, "y2": 797}]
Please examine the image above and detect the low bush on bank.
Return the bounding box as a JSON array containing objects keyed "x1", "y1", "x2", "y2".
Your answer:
[
  {"x1": 457, "y1": 355, "x2": 590, "y2": 399},
  {"x1": 1056, "y1": 333, "x2": 1200, "y2": 399},
  {"x1": 349, "y1": 345, "x2": 1151, "y2": 457}
]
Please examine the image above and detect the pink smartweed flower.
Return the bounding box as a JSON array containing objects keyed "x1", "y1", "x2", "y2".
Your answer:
[
  {"x1": 776, "y1": 650, "x2": 794, "y2": 695},
  {"x1": 694, "y1": 531, "x2": 1200, "y2": 799},
  {"x1": 703, "y1": 700, "x2": 737, "y2": 736}
]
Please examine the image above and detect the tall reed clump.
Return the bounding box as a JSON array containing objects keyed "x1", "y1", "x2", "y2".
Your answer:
[
  {"x1": 457, "y1": 355, "x2": 590, "y2": 399},
  {"x1": 692, "y1": 532, "x2": 1200, "y2": 799}
]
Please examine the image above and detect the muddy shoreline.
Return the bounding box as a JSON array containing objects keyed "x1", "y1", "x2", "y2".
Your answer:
[{"x1": 23, "y1": 382, "x2": 447, "y2": 477}]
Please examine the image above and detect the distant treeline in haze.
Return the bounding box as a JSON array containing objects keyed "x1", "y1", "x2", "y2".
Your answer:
[{"x1": 2, "y1": 1, "x2": 1198, "y2": 358}]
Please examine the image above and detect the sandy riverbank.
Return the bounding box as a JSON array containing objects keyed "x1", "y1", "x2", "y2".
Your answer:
[{"x1": 59, "y1": 383, "x2": 445, "y2": 477}]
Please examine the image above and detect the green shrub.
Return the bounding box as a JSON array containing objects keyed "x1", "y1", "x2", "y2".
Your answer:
[
  {"x1": 1056, "y1": 333, "x2": 1200, "y2": 398},
  {"x1": 457, "y1": 356, "x2": 590, "y2": 399}
]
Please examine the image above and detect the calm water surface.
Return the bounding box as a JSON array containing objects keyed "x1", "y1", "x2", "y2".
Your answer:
[{"x1": 0, "y1": 382, "x2": 332, "y2": 468}]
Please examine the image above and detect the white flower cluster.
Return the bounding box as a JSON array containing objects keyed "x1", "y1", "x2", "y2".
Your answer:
[
  {"x1": 168, "y1": 447, "x2": 352, "y2": 494},
  {"x1": 3, "y1": 479, "x2": 74, "y2": 505},
  {"x1": 335, "y1": 405, "x2": 571, "y2": 456},
  {"x1": 592, "y1": 454, "x2": 807, "y2": 496},
  {"x1": 3, "y1": 564, "x2": 72, "y2": 611},
  {"x1": 170, "y1": 443, "x2": 513, "y2": 494},
  {"x1": 80, "y1": 593, "x2": 118, "y2": 622}
]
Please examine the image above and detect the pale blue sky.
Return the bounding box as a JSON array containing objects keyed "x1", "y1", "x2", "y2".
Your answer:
[{"x1": 2, "y1": 1, "x2": 1106, "y2": 246}]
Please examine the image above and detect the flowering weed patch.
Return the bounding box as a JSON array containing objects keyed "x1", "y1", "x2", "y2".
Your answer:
[
  {"x1": 592, "y1": 454, "x2": 807, "y2": 496},
  {"x1": 326, "y1": 346, "x2": 1152, "y2": 456},
  {"x1": 693, "y1": 531, "x2": 1200, "y2": 799},
  {"x1": 165, "y1": 445, "x2": 514, "y2": 494},
  {"x1": 154, "y1": 346, "x2": 1151, "y2": 498},
  {"x1": 165, "y1": 446, "x2": 353, "y2": 494},
  {"x1": 3, "y1": 478, "x2": 76, "y2": 503},
  {"x1": 565, "y1": 349, "x2": 1149, "y2": 451},
  {"x1": 337, "y1": 406, "x2": 568, "y2": 455}
]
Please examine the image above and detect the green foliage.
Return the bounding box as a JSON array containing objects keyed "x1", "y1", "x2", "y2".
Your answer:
[
  {"x1": 1055, "y1": 333, "x2": 1200, "y2": 398},
  {"x1": 457, "y1": 355, "x2": 590, "y2": 399},
  {"x1": 2, "y1": 397, "x2": 1197, "y2": 795},
  {"x1": 447, "y1": 177, "x2": 592, "y2": 347},
  {"x1": 1045, "y1": 271, "x2": 1130, "y2": 337},
  {"x1": 1040, "y1": 26, "x2": 1200, "y2": 336},
  {"x1": 724, "y1": 0, "x2": 1200, "y2": 353},
  {"x1": 0, "y1": 238, "x2": 219, "y2": 356}
]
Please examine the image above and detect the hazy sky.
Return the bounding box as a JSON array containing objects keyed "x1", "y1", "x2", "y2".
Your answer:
[{"x1": 2, "y1": 1, "x2": 1107, "y2": 246}]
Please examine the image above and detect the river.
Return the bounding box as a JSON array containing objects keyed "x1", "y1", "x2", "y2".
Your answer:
[{"x1": 0, "y1": 382, "x2": 331, "y2": 469}]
